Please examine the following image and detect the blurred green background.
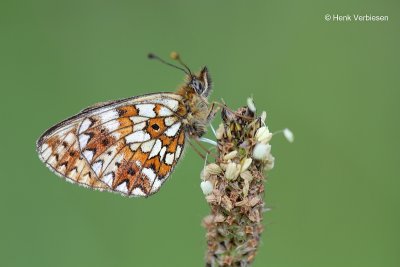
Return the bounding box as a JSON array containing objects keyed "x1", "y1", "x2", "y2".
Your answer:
[{"x1": 1, "y1": 1, "x2": 399, "y2": 266}]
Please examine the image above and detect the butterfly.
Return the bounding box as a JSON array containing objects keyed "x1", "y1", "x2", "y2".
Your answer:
[{"x1": 36, "y1": 53, "x2": 215, "y2": 197}]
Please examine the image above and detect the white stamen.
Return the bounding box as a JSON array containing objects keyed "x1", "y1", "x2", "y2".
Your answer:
[
  {"x1": 283, "y1": 128, "x2": 294, "y2": 143},
  {"x1": 247, "y1": 97, "x2": 256, "y2": 113},
  {"x1": 260, "y1": 111, "x2": 267, "y2": 126}
]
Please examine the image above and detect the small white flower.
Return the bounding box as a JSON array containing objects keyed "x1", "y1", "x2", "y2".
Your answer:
[
  {"x1": 265, "y1": 154, "x2": 275, "y2": 170},
  {"x1": 247, "y1": 97, "x2": 256, "y2": 113},
  {"x1": 200, "y1": 180, "x2": 213, "y2": 195},
  {"x1": 215, "y1": 123, "x2": 225, "y2": 139},
  {"x1": 205, "y1": 163, "x2": 223, "y2": 175},
  {"x1": 255, "y1": 126, "x2": 272, "y2": 144},
  {"x1": 241, "y1": 158, "x2": 252, "y2": 173},
  {"x1": 240, "y1": 170, "x2": 253, "y2": 182},
  {"x1": 252, "y1": 143, "x2": 271, "y2": 160},
  {"x1": 243, "y1": 179, "x2": 250, "y2": 197},
  {"x1": 260, "y1": 111, "x2": 267, "y2": 123},
  {"x1": 283, "y1": 128, "x2": 294, "y2": 143},
  {"x1": 200, "y1": 169, "x2": 209, "y2": 180},
  {"x1": 223, "y1": 150, "x2": 238, "y2": 161},
  {"x1": 225, "y1": 162, "x2": 241, "y2": 180}
]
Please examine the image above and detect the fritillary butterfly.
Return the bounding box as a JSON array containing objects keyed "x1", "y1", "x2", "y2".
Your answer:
[{"x1": 36, "y1": 53, "x2": 214, "y2": 197}]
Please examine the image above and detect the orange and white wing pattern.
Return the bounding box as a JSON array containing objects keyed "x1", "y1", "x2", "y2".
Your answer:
[{"x1": 37, "y1": 93, "x2": 187, "y2": 197}]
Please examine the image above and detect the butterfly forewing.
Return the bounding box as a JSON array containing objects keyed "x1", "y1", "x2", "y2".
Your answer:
[{"x1": 37, "y1": 93, "x2": 187, "y2": 197}]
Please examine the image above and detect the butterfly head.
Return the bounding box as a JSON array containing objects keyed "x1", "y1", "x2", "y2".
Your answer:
[
  {"x1": 187, "y1": 67, "x2": 212, "y2": 97},
  {"x1": 148, "y1": 52, "x2": 212, "y2": 97}
]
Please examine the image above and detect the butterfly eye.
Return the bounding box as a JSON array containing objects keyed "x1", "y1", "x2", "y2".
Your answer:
[{"x1": 191, "y1": 79, "x2": 204, "y2": 94}]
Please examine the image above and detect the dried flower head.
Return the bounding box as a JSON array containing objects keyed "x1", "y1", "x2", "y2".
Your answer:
[{"x1": 203, "y1": 100, "x2": 275, "y2": 267}]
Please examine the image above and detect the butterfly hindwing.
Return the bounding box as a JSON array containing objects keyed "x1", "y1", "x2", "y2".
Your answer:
[
  {"x1": 36, "y1": 116, "x2": 109, "y2": 190},
  {"x1": 37, "y1": 93, "x2": 186, "y2": 197}
]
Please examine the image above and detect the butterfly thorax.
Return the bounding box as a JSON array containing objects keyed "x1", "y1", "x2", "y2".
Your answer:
[{"x1": 177, "y1": 86, "x2": 210, "y2": 138}]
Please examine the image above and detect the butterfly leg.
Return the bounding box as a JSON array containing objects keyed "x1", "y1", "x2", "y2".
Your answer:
[
  {"x1": 202, "y1": 101, "x2": 220, "y2": 140},
  {"x1": 194, "y1": 138, "x2": 218, "y2": 159},
  {"x1": 188, "y1": 139, "x2": 217, "y2": 167},
  {"x1": 209, "y1": 123, "x2": 217, "y2": 137},
  {"x1": 198, "y1": 137, "x2": 217, "y2": 146},
  {"x1": 210, "y1": 100, "x2": 254, "y2": 121},
  {"x1": 188, "y1": 139, "x2": 206, "y2": 160},
  {"x1": 206, "y1": 102, "x2": 220, "y2": 123}
]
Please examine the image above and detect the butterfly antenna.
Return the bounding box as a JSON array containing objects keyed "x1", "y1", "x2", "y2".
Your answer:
[
  {"x1": 170, "y1": 52, "x2": 193, "y2": 76},
  {"x1": 148, "y1": 53, "x2": 190, "y2": 75}
]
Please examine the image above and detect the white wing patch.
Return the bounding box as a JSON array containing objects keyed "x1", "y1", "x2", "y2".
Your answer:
[
  {"x1": 125, "y1": 130, "x2": 151, "y2": 143},
  {"x1": 79, "y1": 134, "x2": 91, "y2": 148},
  {"x1": 153, "y1": 98, "x2": 179, "y2": 111},
  {"x1": 150, "y1": 178, "x2": 163, "y2": 194},
  {"x1": 101, "y1": 120, "x2": 121, "y2": 132},
  {"x1": 159, "y1": 147, "x2": 167, "y2": 161},
  {"x1": 99, "y1": 109, "x2": 119, "y2": 123},
  {"x1": 141, "y1": 139, "x2": 155, "y2": 153},
  {"x1": 102, "y1": 173, "x2": 114, "y2": 187},
  {"x1": 165, "y1": 153, "x2": 174, "y2": 165},
  {"x1": 92, "y1": 160, "x2": 103, "y2": 176},
  {"x1": 132, "y1": 188, "x2": 146, "y2": 196},
  {"x1": 132, "y1": 121, "x2": 147, "y2": 131},
  {"x1": 83, "y1": 150, "x2": 94, "y2": 162},
  {"x1": 165, "y1": 117, "x2": 177, "y2": 126},
  {"x1": 142, "y1": 167, "x2": 156, "y2": 183},
  {"x1": 149, "y1": 139, "x2": 162, "y2": 158},
  {"x1": 175, "y1": 145, "x2": 182, "y2": 159},
  {"x1": 136, "y1": 104, "x2": 156, "y2": 118},
  {"x1": 164, "y1": 122, "x2": 181, "y2": 137},
  {"x1": 116, "y1": 181, "x2": 129, "y2": 194},
  {"x1": 79, "y1": 118, "x2": 93, "y2": 134},
  {"x1": 130, "y1": 143, "x2": 141, "y2": 151},
  {"x1": 131, "y1": 116, "x2": 149, "y2": 124},
  {"x1": 158, "y1": 106, "x2": 174, "y2": 116}
]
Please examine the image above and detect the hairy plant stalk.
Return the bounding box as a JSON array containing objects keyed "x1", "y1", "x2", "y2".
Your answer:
[{"x1": 201, "y1": 105, "x2": 274, "y2": 267}]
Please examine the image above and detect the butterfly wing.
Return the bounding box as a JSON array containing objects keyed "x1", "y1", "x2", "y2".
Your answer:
[{"x1": 37, "y1": 93, "x2": 187, "y2": 197}]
